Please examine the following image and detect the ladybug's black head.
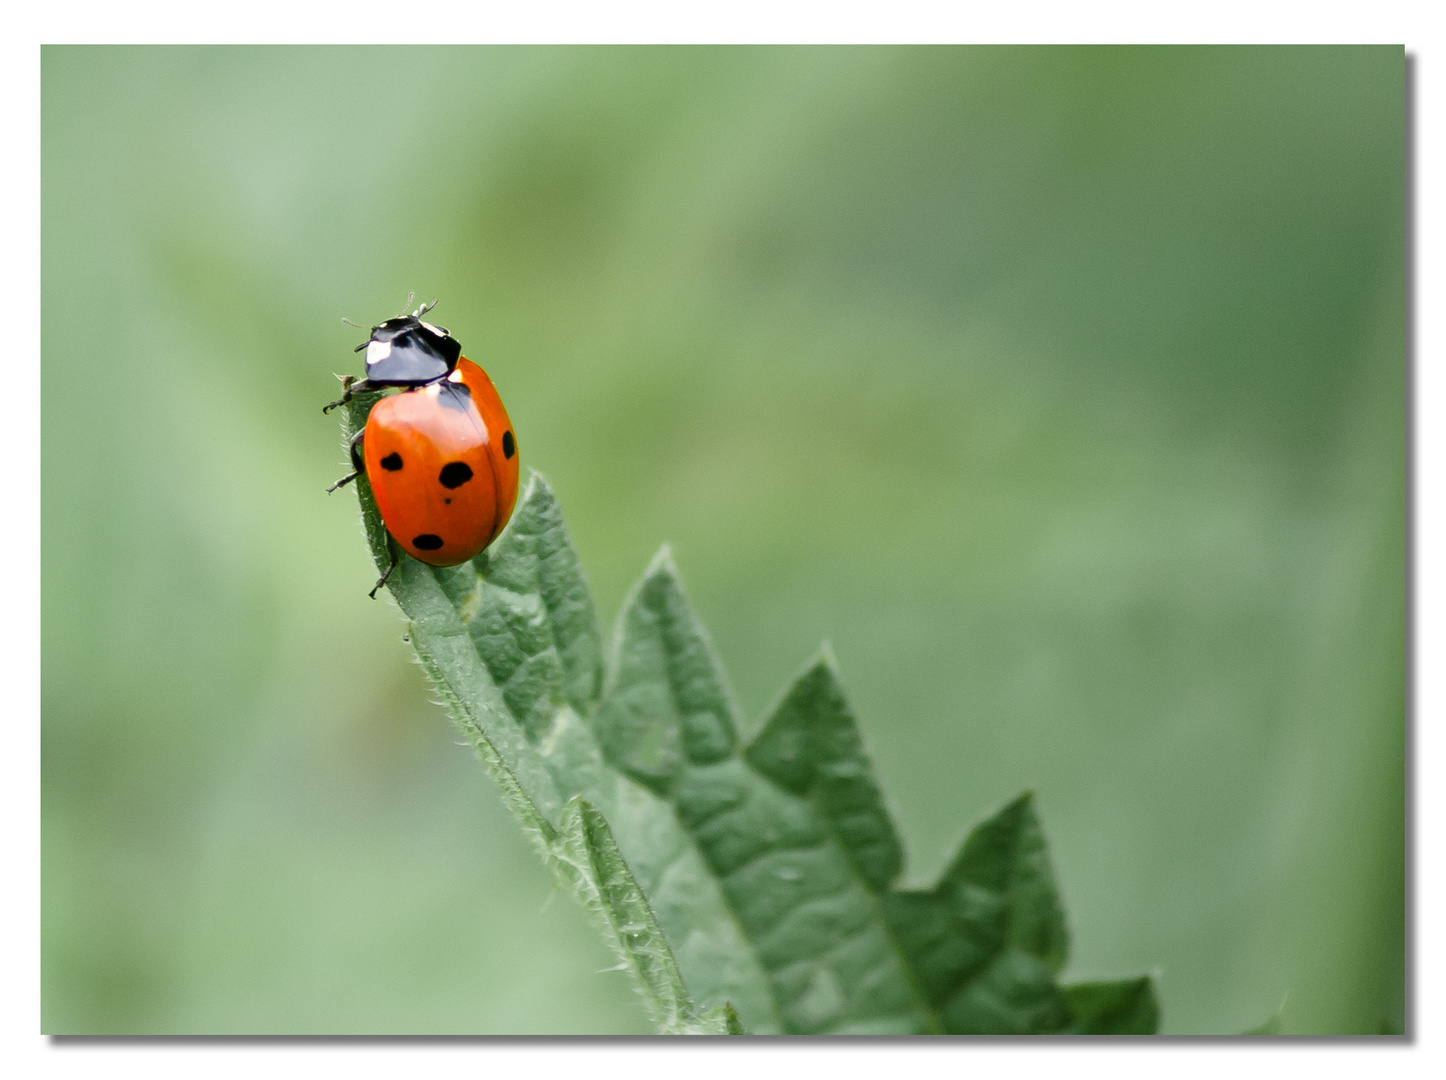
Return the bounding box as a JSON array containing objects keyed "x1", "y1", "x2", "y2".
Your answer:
[{"x1": 355, "y1": 305, "x2": 462, "y2": 387}]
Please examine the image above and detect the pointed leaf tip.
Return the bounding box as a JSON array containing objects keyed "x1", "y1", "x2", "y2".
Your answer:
[
  {"x1": 597, "y1": 543, "x2": 738, "y2": 792},
  {"x1": 746, "y1": 654, "x2": 904, "y2": 891},
  {"x1": 722, "y1": 1003, "x2": 746, "y2": 1035},
  {"x1": 934, "y1": 790, "x2": 1070, "y2": 976},
  {"x1": 881, "y1": 789, "x2": 1072, "y2": 1026},
  {"x1": 797, "y1": 643, "x2": 839, "y2": 678},
  {"x1": 1063, "y1": 975, "x2": 1161, "y2": 1034},
  {"x1": 643, "y1": 543, "x2": 678, "y2": 580}
]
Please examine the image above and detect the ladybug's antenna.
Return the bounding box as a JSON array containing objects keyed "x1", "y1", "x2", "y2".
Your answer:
[
  {"x1": 398, "y1": 291, "x2": 416, "y2": 317},
  {"x1": 340, "y1": 317, "x2": 368, "y2": 329},
  {"x1": 414, "y1": 298, "x2": 439, "y2": 318}
]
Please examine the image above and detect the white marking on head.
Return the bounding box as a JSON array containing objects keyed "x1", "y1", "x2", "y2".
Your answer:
[
  {"x1": 366, "y1": 340, "x2": 392, "y2": 366},
  {"x1": 420, "y1": 321, "x2": 447, "y2": 338}
]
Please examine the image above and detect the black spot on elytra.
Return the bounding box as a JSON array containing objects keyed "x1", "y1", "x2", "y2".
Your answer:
[
  {"x1": 502, "y1": 431, "x2": 515, "y2": 459},
  {"x1": 439, "y1": 462, "x2": 473, "y2": 489},
  {"x1": 412, "y1": 534, "x2": 444, "y2": 551},
  {"x1": 380, "y1": 452, "x2": 403, "y2": 471}
]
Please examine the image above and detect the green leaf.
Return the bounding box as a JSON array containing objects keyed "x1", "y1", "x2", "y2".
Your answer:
[
  {"x1": 607, "y1": 560, "x2": 924, "y2": 1034},
  {"x1": 883, "y1": 792, "x2": 1070, "y2": 1034},
  {"x1": 341, "y1": 400, "x2": 1156, "y2": 1034},
  {"x1": 342, "y1": 401, "x2": 733, "y2": 1033},
  {"x1": 1062, "y1": 977, "x2": 1161, "y2": 1035},
  {"x1": 554, "y1": 797, "x2": 732, "y2": 1034}
]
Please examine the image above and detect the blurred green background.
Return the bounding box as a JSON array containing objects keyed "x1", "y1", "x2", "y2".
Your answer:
[{"x1": 41, "y1": 46, "x2": 1404, "y2": 1035}]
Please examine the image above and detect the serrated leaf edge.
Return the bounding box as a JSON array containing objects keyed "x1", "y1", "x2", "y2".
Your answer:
[{"x1": 340, "y1": 407, "x2": 1154, "y2": 1035}]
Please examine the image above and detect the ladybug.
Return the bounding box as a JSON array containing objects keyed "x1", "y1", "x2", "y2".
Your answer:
[{"x1": 326, "y1": 300, "x2": 519, "y2": 598}]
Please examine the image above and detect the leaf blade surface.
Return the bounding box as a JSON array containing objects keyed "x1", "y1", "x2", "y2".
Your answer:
[{"x1": 340, "y1": 400, "x2": 1158, "y2": 1034}]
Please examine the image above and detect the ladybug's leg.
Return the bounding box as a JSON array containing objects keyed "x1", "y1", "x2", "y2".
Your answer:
[
  {"x1": 326, "y1": 431, "x2": 367, "y2": 493},
  {"x1": 322, "y1": 375, "x2": 357, "y2": 414},
  {"x1": 369, "y1": 544, "x2": 400, "y2": 600},
  {"x1": 323, "y1": 376, "x2": 388, "y2": 414},
  {"x1": 350, "y1": 429, "x2": 366, "y2": 474}
]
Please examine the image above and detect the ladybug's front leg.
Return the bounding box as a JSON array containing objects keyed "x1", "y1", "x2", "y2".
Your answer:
[
  {"x1": 322, "y1": 374, "x2": 357, "y2": 414},
  {"x1": 327, "y1": 430, "x2": 367, "y2": 493},
  {"x1": 323, "y1": 375, "x2": 389, "y2": 414}
]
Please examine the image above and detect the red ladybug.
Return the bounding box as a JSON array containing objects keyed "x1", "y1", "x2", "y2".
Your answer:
[{"x1": 326, "y1": 301, "x2": 518, "y2": 597}]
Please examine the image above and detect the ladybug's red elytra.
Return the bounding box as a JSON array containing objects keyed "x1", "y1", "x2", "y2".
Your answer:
[{"x1": 326, "y1": 300, "x2": 519, "y2": 597}]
